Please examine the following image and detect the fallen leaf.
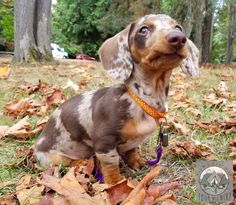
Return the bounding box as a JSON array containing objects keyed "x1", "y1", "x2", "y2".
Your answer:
[
  {"x1": 170, "y1": 121, "x2": 190, "y2": 135},
  {"x1": 147, "y1": 182, "x2": 182, "y2": 199},
  {"x1": 123, "y1": 188, "x2": 146, "y2": 205},
  {"x1": 229, "y1": 138, "x2": 236, "y2": 158},
  {"x1": 0, "y1": 125, "x2": 9, "y2": 138},
  {"x1": 4, "y1": 98, "x2": 41, "y2": 118},
  {"x1": 16, "y1": 174, "x2": 44, "y2": 205},
  {"x1": 121, "y1": 166, "x2": 161, "y2": 205},
  {"x1": 45, "y1": 88, "x2": 66, "y2": 111},
  {"x1": 38, "y1": 167, "x2": 107, "y2": 205},
  {"x1": 0, "y1": 194, "x2": 17, "y2": 205},
  {"x1": 169, "y1": 140, "x2": 215, "y2": 159},
  {"x1": 63, "y1": 80, "x2": 79, "y2": 92},
  {"x1": 39, "y1": 193, "x2": 69, "y2": 205},
  {"x1": 107, "y1": 180, "x2": 133, "y2": 205},
  {"x1": 0, "y1": 66, "x2": 11, "y2": 79},
  {"x1": 161, "y1": 199, "x2": 177, "y2": 205},
  {"x1": 5, "y1": 116, "x2": 32, "y2": 138},
  {"x1": 18, "y1": 80, "x2": 50, "y2": 95},
  {"x1": 213, "y1": 80, "x2": 233, "y2": 99}
]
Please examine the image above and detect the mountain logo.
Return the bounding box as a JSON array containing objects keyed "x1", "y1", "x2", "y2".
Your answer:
[
  {"x1": 200, "y1": 166, "x2": 228, "y2": 195},
  {"x1": 196, "y1": 160, "x2": 233, "y2": 203}
]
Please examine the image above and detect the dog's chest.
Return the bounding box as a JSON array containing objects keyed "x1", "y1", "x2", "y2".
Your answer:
[{"x1": 118, "y1": 114, "x2": 157, "y2": 152}]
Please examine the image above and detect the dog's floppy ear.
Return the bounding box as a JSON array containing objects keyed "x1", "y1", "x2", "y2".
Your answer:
[
  {"x1": 180, "y1": 39, "x2": 200, "y2": 76},
  {"x1": 99, "y1": 25, "x2": 134, "y2": 81}
]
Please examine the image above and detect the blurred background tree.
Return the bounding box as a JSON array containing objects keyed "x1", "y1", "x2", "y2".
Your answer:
[{"x1": 0, "y1": 0, "x2": 235, "y2": 64}]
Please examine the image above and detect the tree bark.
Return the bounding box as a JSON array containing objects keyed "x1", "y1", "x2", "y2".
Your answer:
[
  {"x1": 226, "y1": 3, "x2": 236, "y2": 64},
  {"x1": 36, "y1": 0, "x2": 52, "y2": 58},
  {"x1": 174, "y1": 0, "x2": 194, "y2": 38},
  {"x1": 14, "y1": 0, "x2": 52, "y2": 63},
  {"x1": 202, "y1": 0, "x2": 214, "y2": 63},
  {"x1": 193, "y1": 0, "x2": 205, "y2": 61}
]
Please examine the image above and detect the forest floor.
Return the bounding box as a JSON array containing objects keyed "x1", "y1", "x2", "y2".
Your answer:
[{"x1": 0, "y1": 56, "x2": 235, "y2": 204}]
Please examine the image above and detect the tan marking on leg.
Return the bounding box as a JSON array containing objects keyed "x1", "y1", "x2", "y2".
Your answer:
[
  {"x1": 124, "y1": 148, "x2": 146, "y2": 169},
  {"x1": 100, "y1": 162, "x2": 124, "y2": 184},
  {"x1": 96, "y1": 149, "x2": 124, "y2": 184}
]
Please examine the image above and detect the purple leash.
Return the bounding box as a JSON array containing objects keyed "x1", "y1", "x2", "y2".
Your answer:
[{"x1": 147, "y1": 121, "x2": 169, "y2": 166}]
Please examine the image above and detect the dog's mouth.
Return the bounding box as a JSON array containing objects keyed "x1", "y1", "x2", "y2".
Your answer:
[{"x1": 149, "y1": 53, "x2": 185, "y2": 64}]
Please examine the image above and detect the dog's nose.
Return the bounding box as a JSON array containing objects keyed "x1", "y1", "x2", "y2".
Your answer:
[{"x1": 167, "y1": 31, "x2": 187, "y2": 50}]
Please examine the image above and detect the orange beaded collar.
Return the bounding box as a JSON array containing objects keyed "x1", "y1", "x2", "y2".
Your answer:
[{"x1": 126, "y1": 85, "x2": 167, "y2": 120}]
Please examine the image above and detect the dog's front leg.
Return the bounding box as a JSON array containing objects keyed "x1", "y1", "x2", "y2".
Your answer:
[
  {"x1": 124, "y1": 147, "x2": 146, "y2": 169},
  {"x1": 96, "y1": 149, "x2": 124, "y2": 184}
]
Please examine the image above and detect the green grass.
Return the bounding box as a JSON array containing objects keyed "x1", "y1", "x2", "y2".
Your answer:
[{"x1": 0, "y1": 60, "x2": 235, "y2": 204}]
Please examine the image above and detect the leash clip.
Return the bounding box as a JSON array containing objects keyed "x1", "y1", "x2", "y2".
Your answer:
[{"x1": 159, "y1": 118, "x2": 169, "y2": 147}]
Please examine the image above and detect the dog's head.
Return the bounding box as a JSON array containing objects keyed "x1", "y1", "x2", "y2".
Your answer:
[{"x1": 99, "y1": 14, "x2": 199, "y2": 81}]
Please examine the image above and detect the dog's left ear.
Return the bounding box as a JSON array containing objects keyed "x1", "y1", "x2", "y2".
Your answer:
[
  {"x1": 99, "y1": 25, "x2": 134, "y2": 81},
  {"x1": 180, "y1": 39, "x2": 200, "y2": 76}
]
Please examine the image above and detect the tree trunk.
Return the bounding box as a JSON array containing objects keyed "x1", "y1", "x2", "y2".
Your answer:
[
  {"x1": 202, "y1": 0, "x2": 214, "y2": 63},
  {"x1": 193, "y1": 0, "x2": 205, "y2": 61},
  {"x1": 174, "y1": 0, "x2": 194, "y2": 38},
  {"x1": 14, "y1": 0, "x2": 52, "y2": 63},
  {"x1": 36, "y1": 0, "x2": 52, "y2": 59},
  {"x1": 182, "y1": 1, "x2": 193, "y2": 38},
  {"x1": 226, "y1": 3, "x2": 236, "y2": 64}
]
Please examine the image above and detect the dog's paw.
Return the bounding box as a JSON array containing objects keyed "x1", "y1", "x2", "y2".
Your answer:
[
  {"x1": 126, "y1": 155, "x2": 146, "y2": 170},
  {"x1": 104, "y1": 174, "x2": 125, "y2": 185}
]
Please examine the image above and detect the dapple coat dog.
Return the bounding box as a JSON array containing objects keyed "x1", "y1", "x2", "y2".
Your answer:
[{"x1": 35, "y1": 14, "x2": 199, "y2": 184}]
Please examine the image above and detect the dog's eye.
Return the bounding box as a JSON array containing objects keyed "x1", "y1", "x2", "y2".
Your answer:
[
  {"x1": 138, "y1": 26, "x2": 149, "y2": 35},
  {"x1": 175, "y1": 25, "x2": 183, "y2": 32}
]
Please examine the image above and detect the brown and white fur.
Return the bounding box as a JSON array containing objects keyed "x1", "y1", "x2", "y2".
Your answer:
[{"x1": 35, "y1": 14, "x2": 199, "y2": 184}]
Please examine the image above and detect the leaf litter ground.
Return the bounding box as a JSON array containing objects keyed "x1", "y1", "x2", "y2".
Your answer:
[{"x1": 0, "y1": 56, "x2": 235, "y2": 204}]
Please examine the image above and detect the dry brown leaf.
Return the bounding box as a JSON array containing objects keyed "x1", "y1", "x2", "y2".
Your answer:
[
  {"x1": 107, "y1": 180, "x2": 133, "y2": 205},
  {"x1": 123, "y1": 188, "x2": 146, "y2": 205},
  {"x1": 161, "y1": 199, "x2": 177, "y2": 205},
  {"x1": 169, "y1": 140, "x2": 215, "y2": 159},
  {"x1": 155, "y1": 193, "x2": 176, "y2": 204},
  {"x1": 203, "y1": 93, "x2": 227, "y2": 107},
  {"x1": 229, "y1": 138, "x2": 236, "y2": 158},
  {"x1": 63, "y1": 80, "x2": 79, "y2": 92},
  {"x1": 170, "y1": 121, "x2": 190, "y2": 135},
  {"x1": 4, "y1": 116, "x2": 44, "y2": 139},
  {"x1": 213, "y1": 81, "x2": 233, "y2": 99},
  {"x1": 121, "y1": 166, "x2": 161, "y2": 205},
  {"x1": 0, "y1": 194, "x2": 17, "y2": 205},
  {"x1": 194, "y1": 118, "x2": 236, "y2": 134},
  {"x1": 45, "y1": 88, "x2": 66, "y2": 111},
  {"x1": 0, "y1": 125, "x2": 9, "y2": 138},
  {"x1": 5, "y1": 116, "x2": 32, "y2": 138},
  {"x1": 38, "y1": 167, "x2": 106, "y2": 205},
  {"x1": 4, "y1": 98, "x2": 41, "y2": 117},
  {"x1": 147, "y1": 182, "x2": 182, "y2": 199},
  {"x1": 18, "y1": 80, "x2": 49, "y2": 94},
  {"x1": 39, "y1": 193, "x2": 69, "y2": 205},
  {"x1": 185, "y1": 107, "x2": 202, "y2": 117},
  {"x1": 16, "y1": 174, "x2": 44, "y2": 205}
]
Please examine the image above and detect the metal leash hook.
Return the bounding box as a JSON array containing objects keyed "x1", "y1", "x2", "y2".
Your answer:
[
  {"x1": 147, "y1": 117, "x2": 169, "y2": 166},
  {"x1": 159, "y1": 118, "x2": 169, "y2": 147}
]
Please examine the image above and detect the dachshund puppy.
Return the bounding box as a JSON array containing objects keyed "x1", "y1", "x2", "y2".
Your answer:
[{"x1": 35, "y1": 14, "x2": 199, "y2": 184}]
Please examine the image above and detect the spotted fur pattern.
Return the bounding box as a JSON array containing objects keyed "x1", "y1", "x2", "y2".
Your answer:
[{"x1": 35, "y1": 14, "x2": 199, "y2": 184}]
